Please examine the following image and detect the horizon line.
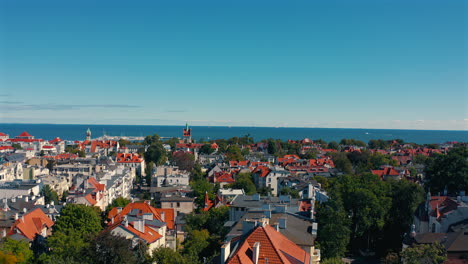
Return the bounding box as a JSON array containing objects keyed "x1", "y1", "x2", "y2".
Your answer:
[{"x1": 1, "y1": 122, "x2": 467, "y2": 132}]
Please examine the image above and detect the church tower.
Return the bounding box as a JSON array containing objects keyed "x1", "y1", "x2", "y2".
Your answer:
[
  {"x1": 86, "y1": 128, "x2": 92, "y2": 141},
  {"x1": 183, "y1": 123, "x2": 192, "y2": 143}
]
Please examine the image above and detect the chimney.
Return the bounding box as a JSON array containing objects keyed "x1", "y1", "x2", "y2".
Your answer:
[
  {"x1": 243, "y1": 220, "x2": 257, "y2": 235},
  {"x1": 279, "y1": 218, "x2": 287, "y2": 229},
  {"x1": 143, "y1": 213, "x2": 153, "y2": 221},
  {"x1": 275, "y1": 205, "x2": 287, "y2": 213},
  {"x1": 14, "y1": 213, "x2": 18, "y2": 220},
  {"x1": 221, "y1": 241, "x2": 231, "y2": 264},
  {"x1": 160, "y1": 211, "x2": 165, "y2": 222},
  {"x1": 308, "y1": 183, "x2": 314, "y2": 199},
  {"x1": 311, "y1": 222, "x2": 318, "y2": 236},
  {"x1": 25, "y1": 196, "x2": 29, "y2": 202},
  {"x1": 135, "y1": 219, "x2": 145, "y2": 233},
  {"x1": 123, "y1": 216, "x2": 128, "y2": 227},
  {"x1": 252, "y1": 242, "x2": 260, "y2": 264},
  {"x1": 252, "y1": 193, "x2": 260, "y2": 201},
  {"x1": 11, "y1": 198, "x2": 16, "y2": 203},
  {"x1": 117, "y1": 207, "x2": 122, "y2": 213},
  {"x1": 263, "y1": 210, "x2": 271, "y2": 219}
]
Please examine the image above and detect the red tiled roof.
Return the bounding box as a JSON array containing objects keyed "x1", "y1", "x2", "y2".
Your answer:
[
  {"x1": 252, "y1": 166, "x2": 271, "y2": 178},
  {"x1": 371, "y1": 167, "x2": 400, "y2": 178},
  {"x1": 227, "y1": 225, "x2": 311, "y2": 264},
  {"x1": 108, "y1": 221, "x2": 163, "y2": 244},
  {"x1": 42, "y1": 145, "x2": 54, "y2": 149},
  {"x1": 88, "y1": 177, "x2": 106, "y2": 192},
  {"x1": 8, "y1": 208, "x2": 54, "y2": 240},
  {"x1": 116, "y1": 153, "x2": 143, "y2": 163},
  {"x1": 0, "y1": 146, "x2": 14, "y2": 150},
  {"x1": 108, "y1": 202, "x2": 175, "y2": 229},
  {"x1": 49, "y1": 137, "x2": 62, "y2": 143},
  {"x1": 17, "y1": 131, "x2": 32, "y2": 138},
  {"x1": 203, "y1": 192, "x2": 214, "y2": 212},
  {"x1": 0, "y1": 132, "x2": 8, "y2": 136}
]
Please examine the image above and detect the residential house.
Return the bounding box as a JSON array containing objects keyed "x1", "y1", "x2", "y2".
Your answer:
[
  {"x1": 107, "y1": 202, "x2": 176, "y2": 252},
  {"x1": 7, "y1": 208, "x2": 54, "y2": 241}
]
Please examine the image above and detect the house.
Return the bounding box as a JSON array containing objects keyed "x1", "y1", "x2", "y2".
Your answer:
[
  {"x1": 107, "y1": 202, "x2": 176, "y2": 252},
  {"x1": 252, "y1": 166, "x2": 290, "y2": 196},
  {"x1": 228, "y1": 194, "x2": 300, "y2": 222},
  {"x1": 0, "y1": 180, "x2": 41, "y2": 199},
  {"x1": 0, "y1": 132, "x2": 9, "y2": 141},
  {"x1": 371, "y1": 166, "x2": 401, "y2": 180},
  {"x1": 152, "y1": 166, "x2": 190, "y2": 188},
  {"x1": 67, "y1": 176, "x2": 107, "y2": 211},
  {"x1": 211, "y1": 171, "x2": 235, "y2": 188},
  {"x1": 116, "y1": 153, "x2": 146, "y2": 176},
  {"x1": 221, "y1": 223, "x2": 319, "y2": 264},
  {"x1": 7, "y1": 208, "x2": 54, "y2": 241},
  {"x1": 414, "y1": 192, "x2": 468, "y2": 234},
  {"x1": 218, "y1": 189, "x2": 245, "y2": 205}
]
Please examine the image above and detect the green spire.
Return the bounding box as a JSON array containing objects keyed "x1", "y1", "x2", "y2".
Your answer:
[{"x1": 185, "y1": 122, "x2": 189, "y2": 130}]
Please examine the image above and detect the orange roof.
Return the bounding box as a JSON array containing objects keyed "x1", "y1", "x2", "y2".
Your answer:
[
  {"x1": 88, "y1": 177, "x2": 106, "y2": 192},
  {"x1": 203, "y1": 192, "x2": 214, "y2": 212},
  {"x1": 252, "y1": 166, "x2": 271, "y2": 178},
  {"x1": 17, "y1": 131, "x2": 32, "y2": 137},
  {"x1": 8, "y1": 208, "x2": 54, "y2": 240},
  {"x1": 227, "y1": 225, "x2": 311, "y2": 264},
  {"x1": 85, "y1": 193, "x2": 97, "y2": 205},
  {"x1": 108, "y1": 202, "x2": 175, "y2": 229},
  {"x1": 109, "y1": 221, "x2": 163, "y2": 244},
  {"x1": 116, "y1": 153, "x2": 143, "y2": 163},
  {"x1": 0, "y1": 132, "x2": 8, "y2": 136}
]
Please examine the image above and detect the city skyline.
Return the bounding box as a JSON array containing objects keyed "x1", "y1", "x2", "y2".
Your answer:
[{"x1": 0, "y1": 0, "x2": 466, "y2": 130}]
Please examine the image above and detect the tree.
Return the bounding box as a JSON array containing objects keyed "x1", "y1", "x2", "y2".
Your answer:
[
  {"x1": 267, "y1": 139, "x2": 278, "y2": 155},
  {"x1": 143, "y1": 134, "x2": 162, "y2": 146},
  {"x1": 151, "y1": 247, "x2": 188, "y2": 264},
  {"x1": 321, "y1": 258, "x2": 345, "y2": 264},
  {"x1": 379, "y1": 180, "x2": 424, "y2": 254},
  {"x1": 228, "y1": 172, "x2": 256, "y2": 195},
  {"x1": 106, "y1": 197, "x2": 131, "y2": 215},
  {"x1": 368, "y1": 153, "x2": 392, "y2": 170},
  {"x1": 190, "y1": 179, "x2": 214, "y2": 209},
  {"x1": 183, "y1": 229, "x2": 210, "y2": 261},
  {"x1": 41, "y1": 185, "x2": 59, "y2": 205},
  {"x1": 0, "y1": 238, "x2": 33, "y2": 264},
  {"x1": 118, "y1": 139, "x2": 131, "y2": 147},
  {"x1": 45, "y1": 159, "x2": 56, "y2": 172},
  {"x1": 85, "y1": 231, "x2": 144, "y2": 264},
  {"x1": 301, "y1": 149, "x2": 319, "y2": 159},
  {"x1": 53, "y1": 204, "x2": 102, "y2": 236},
  {"x1": 11, "y1": 143, "x2": 22, "y2": 150},
  {"x1": 225, "y1": 145, "x2": 243, "y2": 161},
  {"x1": 328, "y1": 141, "x2": 340, "y2": 150},
  {"x1": 144, "y1": 144, "x2": 167, "y2": 166},
  {"x1": 426, "y1": 146, "x2": 468, "y2": 195},
  {"x1": 401, "y1": 242, "x2": 447, "y2": 264},
  {"x1": 172, "y1": 152, "x2": 195, "y2": 171},
  {"x1": 279, "y1": 187, "x2": 300, "y2": 198},
  {"x1": 199, "y1": 144, "x2": 215, "y2": 155},
  {"x1": 316, "y1": 197, "x2": 350, "y2": 259},
  {"x1": 329, "y1": 152, "x2": 353, "y2": 174}
]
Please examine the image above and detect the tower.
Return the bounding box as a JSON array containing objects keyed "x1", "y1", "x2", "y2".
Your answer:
[
  {"x1": 86, "y1": 128, "x2": 92, "y2": 141},
  {"x1": 183, "y1": 123, "x2": 192, "y2": 143}
]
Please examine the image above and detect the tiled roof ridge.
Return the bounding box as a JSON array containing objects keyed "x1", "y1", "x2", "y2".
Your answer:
[{"x1": 262, "y1": 225, "x2": 292, "y2": 264}]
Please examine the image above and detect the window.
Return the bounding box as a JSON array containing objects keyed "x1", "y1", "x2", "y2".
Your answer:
[{"x1": 177, "y1": 202, "x2": 180, "y2": 207}]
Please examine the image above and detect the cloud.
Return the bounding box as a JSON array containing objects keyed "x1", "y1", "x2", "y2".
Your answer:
[
  {"x1": 165, "y1": 109, "x2": 188, "y2": 113},
  {"x1": 0, "y1": 101, "x2": 24, "y2": 104},
  {"x1": 0, "y1": 103, "x2": 141, "y2": 111}
]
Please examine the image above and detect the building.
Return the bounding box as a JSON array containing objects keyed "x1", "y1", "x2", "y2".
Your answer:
[
  {"x1": 221, "y1": 223, "x2": 318, "y2": 264},
  {"x1": 107, "y1": 202, "x2": 176, "y2": 253},
  {"x1": 7, "y1": 208, "x2": 54, "y2": 241}
]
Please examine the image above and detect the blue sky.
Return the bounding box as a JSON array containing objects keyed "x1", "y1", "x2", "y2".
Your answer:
[{"x1": 0, "y1": 0, "x2": 466, "y2": 130}]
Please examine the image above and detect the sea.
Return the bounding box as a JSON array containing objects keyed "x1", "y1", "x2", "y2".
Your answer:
[{"x1": 0, "y1": 123, "x2": 467, "y2": 144}]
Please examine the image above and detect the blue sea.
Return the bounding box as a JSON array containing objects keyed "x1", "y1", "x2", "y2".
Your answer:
[{"x1": 0, "y1": 123, "x2": 467, "y2": 144}]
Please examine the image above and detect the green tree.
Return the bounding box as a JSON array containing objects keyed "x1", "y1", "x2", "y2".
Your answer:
[
  {"x1": 279, "y1": 187, "x2": 300, "y2": 198},
  {"x1": 329, "y1": 152, "x2": 353, "y2": 174},
  {"x1": 316, "y1": 198, "x2": 351, "y2": 259},
  {"x1": 118, "y1": 139, "x2": 131, "y2": 147},
  {"x1": 199, "y1": 144, "x2": 215, "y2": 155},
  {"x1": 151, "y1": 247, "x2": 188, "y2": 264},
  {"x1": 85, "y1": 231, "x2": 144, "y2": 264},
  {"x1": 368, "y1": 153, "x2": 392, "y2": 170},
  {"x1": 190, "y1": 179, "x2": 214, "y2": 209},
  {"x1": 379, "y1": 180, "x2": 424, "y2": 254},
  {"x1": 11, "y1": 143, "x2": 22, "y2": 150},
  {"x1": 401, "y1": 242, "x2": 447, "y2": 264},
  {"x1": 426, "y1": 146, "x2": 468, "y2": 195},
  {"x1": 228, "y1": 172, "x2": 256, "y2": 195},
  {"x1": 143, "y1": 134, "x2": 162, "y2": 146},
  {"x1": 164, "y1": 137, "x2": 180, "y2": 151},
  {"x1": 144, "y1": 144, "x2": 167, "y2": 166},
  {"x1": 41, "y1": 185, "x2": 59, "y2": 205},
  {"x1": 328, "y1": 141, "x2": 340, "y2": 150},
  {"x1": 106, "y1": 197, "x2": 131, "y2": 215},
  {"x1": 225, "y1": 145, "x2": 243, "y2": 161},
  {"x1": 321, "y1": 258, "x2": 345, "y2": 264},
  {"x1": 53, "y1": 204, "x2": 102, "y2": 236},
  {"x1": 0, "y1": 238, "x2": 33, "y2": 264},
  {"x1": 183, "y1": 229, "x2": 210, "y2": 260}
]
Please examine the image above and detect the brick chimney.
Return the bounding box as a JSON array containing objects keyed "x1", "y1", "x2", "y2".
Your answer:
[{"x1": 253, "y1": 242, "x2": 260, "y2": 264}]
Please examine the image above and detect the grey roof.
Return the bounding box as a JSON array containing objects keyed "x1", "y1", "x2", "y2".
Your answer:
[
  {"x1": 230, "y1": 195, "x2": 300, "y2": 212},
  {"x1": 160, "y1": 196, "x2": 194, "y2": 202},
  {"x1": 227, "y1": 211, "x2": 316, "y2": 247}
]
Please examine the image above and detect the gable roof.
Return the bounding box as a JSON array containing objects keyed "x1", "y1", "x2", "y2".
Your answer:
[
  {"x1": 227, "y1": 225, "x2": 311, "y2": 264},
  {"x1": 17, "y1": 131, "x2": 33, "y2": 138},
  {"x1": 108, "y1": 202, "x2": 175, "y2": 229},
  {"x1": 8, "y1": 208, "x2": 54, "y2": 240}
]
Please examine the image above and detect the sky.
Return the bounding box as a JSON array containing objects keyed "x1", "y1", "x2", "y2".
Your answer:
[{"x1": 0, "y1": 0, "x2": 466, "y2": 130}]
